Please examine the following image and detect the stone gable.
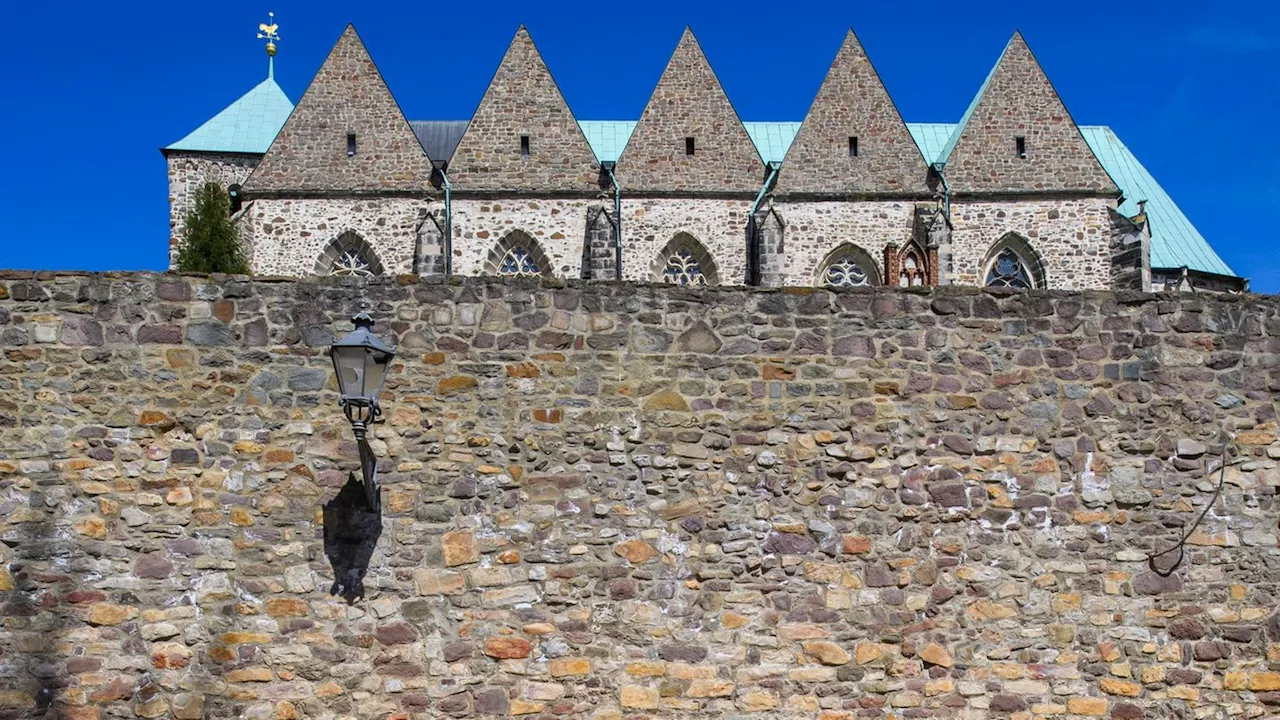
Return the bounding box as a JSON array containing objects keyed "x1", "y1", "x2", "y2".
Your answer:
[
  {"x1": 448, "y1": 27, "x2": 600, "y2": 193},
  {"x1": 243, "y1": 25, "x2": 434, "y2": 196},
  {"x1": 775, "y1": 30, "x2": 930, "y2": 197},
  {"x1": 942, "y1": 32, "x2": 1117, "y2": 195},
  {"x1": 616, "y1": 28, "x2": 763, "y2": 194}
]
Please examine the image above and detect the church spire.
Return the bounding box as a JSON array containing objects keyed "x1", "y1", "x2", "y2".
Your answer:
[{"x1": 257, "y1": 11, "x2": 280, "y2": 79}]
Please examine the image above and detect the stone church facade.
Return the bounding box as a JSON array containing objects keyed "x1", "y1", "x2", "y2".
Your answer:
[{"x1": 164, "y1": 25, "x2": 1245, "y2": 293}]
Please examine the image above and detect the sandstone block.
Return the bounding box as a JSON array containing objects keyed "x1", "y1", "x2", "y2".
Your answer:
[
  {"x1": 1066, "y1": 697, "x2": 1108, "y2": 716},
  {"x1": 620, "y1": 686, "x2": 659, "y2": 709},
  {"x1": 919, "y1": 643, "x2": 953, "y2": 668},
  {"x1": 442, "y1": 529, "x2": 479, "y2": 566},
  {"x1": 414, "y1": 569, "x2": 465, "y2": 595},
  {"x1": 550, "y1": 658, "x2": 591, "y2": 677},
  {"x1": 615, "y1": 538, "x2": 660, "y2": 564},
  {"x1": 485, "y1": 636, "x2": 531, "y2": 659},
  {"x1": 802, "y1": 641, "x2": 851, "y2": 665}
]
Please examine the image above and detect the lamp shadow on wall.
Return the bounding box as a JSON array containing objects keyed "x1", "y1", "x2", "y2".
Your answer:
[{"x1": 321, "y1": 472, "x2": 382, "y2": 604}]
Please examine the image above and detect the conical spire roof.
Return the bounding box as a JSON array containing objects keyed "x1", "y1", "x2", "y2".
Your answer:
[
  {"x1": 616, "y1": 28, "x2": 762, "y2": 193},
  {"x1": 448, "y1": 26, "x2": 599, "y2": 192},
  {"x1": 938, "y1": 32, "x2": 1117, "y2": 195},
  {"x1": 244, "y1": 25, "x2": 433, "y2": 195},
  {"x1": 776, "y1": 30, "x2": 929, "y2": 196}
]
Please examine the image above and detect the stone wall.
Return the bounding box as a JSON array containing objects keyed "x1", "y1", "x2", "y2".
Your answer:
[
  {"x1": 243, "y1": 198, "x2": 423, "y2": 276},
  {"x1": 165, "y1": 153, "x2": 259, "y2": 268},
  {"x1": 620, "y1": 198, "x2": 752, "y2": 284},
  {"x1": 446, "y1": 28, "x2": 600, "y2": 193},
  {"x1": 948, "y1": 197, "x2": 1117, "y2": 290},
  {"x1": 773, "y1": 201, "x2": 917, "y2": 286},
  {"x1": 243, "y1": 26, "x2": 434, "y2": 196},
  {"x1": 941, "y1": 33, "x2": 1116, "y2": 196},
  {"x1": 4, "y1": 273, "x2": 1278, "y2": 720},
  {"x1": 616, "y1": 29, "x2": 763, "y2": 194},
  {"x1": 450, "y1": 199, "x2": 600, "y2": 279}
]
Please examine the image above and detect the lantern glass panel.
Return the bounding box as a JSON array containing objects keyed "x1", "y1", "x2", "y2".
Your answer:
[
  {"x1": 365, "y1": 350, "x2": 391, "y2": 400},
  {"x1": 332, "y1": 346, "x2": 368, "y2": 401}
]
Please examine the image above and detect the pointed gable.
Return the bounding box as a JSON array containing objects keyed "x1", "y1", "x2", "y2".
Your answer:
[
  {"x1": 775, "y1": 30, "x2": 929, "y2": 197},
  {"x1": 244, "y1": 25, "x2": 433, "y2": 195},
  {"x1": 448, "y1": 27, "x2": 599, "y2": 192},
  {"x1": 616, "y1": 28, "x2": 762, "y2": 194},
  {"x1": 939, "y1": 32, "x2": 1117, "y2": 195}
]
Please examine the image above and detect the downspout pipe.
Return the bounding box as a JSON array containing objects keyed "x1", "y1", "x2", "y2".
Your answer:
[
  {"x1": 748, "y1": 162, "x2": 782, "y2": 286},
  {"x1": 602, "y1": 161, "x2": 622, "y2": 280},
  {"x1": 931, "y1": 162, "x2": 951, "y2": 219},
  {"x1": 434, "y1": 162, "x2": 453, "y2": 277}
]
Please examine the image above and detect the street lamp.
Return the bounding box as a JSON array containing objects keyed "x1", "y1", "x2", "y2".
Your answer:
[{"x1": 328, "y1": 312, "x2": 396, "y2": 509}]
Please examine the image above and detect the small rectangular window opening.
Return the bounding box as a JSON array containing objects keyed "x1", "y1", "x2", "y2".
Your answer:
[
  {"x1": 347, "y1": 133, "x2": 357, "y2": 157},
  {"x1": 848, "y1": 136, "x2": 859, "y2": 157},
  {"x1": 520, "y1": 135, "x2": 530, "y2": 159},
  {"x1": 685, "y1": 137, "x2": 695, "y2": 156},
  {"x1": 1015, "y1": 136, "x2": 1026, "y2": 159}
]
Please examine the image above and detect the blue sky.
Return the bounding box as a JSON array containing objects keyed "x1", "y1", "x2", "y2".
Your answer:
[{"x1": 2, "y1": 0, "x2": 1276, "y2": 290}]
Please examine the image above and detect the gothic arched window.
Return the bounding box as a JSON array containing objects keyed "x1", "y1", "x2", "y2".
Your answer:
[
  {"x1": 653, "y1": 233, "x2": 718, "y2": 287},
  {"x1": 983, "y1": 234, "x2": 1045, "y2": 290},
  {"x1": 898, "y1": 243, "x2": 927, "y2": 287},
  {"x1": 817, "y1": 244, "x2": 880, "y2": 288},
  {"x1": 486, "y1": 231, "x2": 552, "y2": 279},
  {"x1": 315, "y1": 231, "x2": 384, "y2": 277}
]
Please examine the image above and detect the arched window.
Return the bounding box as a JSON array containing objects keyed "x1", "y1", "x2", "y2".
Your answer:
[
  {"x1": 898, "y1": 243, "x2": 927, "y2": 288},
  {"x1": 315, "y1": 231, "x2": 384, "y2": 277},
  {"x1": 816, "y1": 243, "x2": 880, "y2": 288},
  {"x1": 983, "y1": 234, "x2": 1046, "y2": 290},
  {"x1": 486, "y1": 231, "x2": 552, "y2": 278},
  {"x1": 653, "y1": 233, "x2": 718, "y2": 286}
]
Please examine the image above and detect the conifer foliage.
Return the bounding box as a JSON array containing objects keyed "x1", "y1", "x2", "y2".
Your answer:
[{"x1": 176, "y1": 182, "x2": 250, "y2": 274}]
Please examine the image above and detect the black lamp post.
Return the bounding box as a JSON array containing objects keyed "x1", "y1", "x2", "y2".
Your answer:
[{"x1": 328, "y1": 312, "x2": 396, "y2": 509}]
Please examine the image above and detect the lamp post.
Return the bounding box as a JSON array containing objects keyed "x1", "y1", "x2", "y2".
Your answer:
[{"x1": 328, "y1": 312, "x2": 396, "y2": 510}]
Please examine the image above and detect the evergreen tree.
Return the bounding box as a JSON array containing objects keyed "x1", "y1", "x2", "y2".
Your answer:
[{"x1": 176, "y1": 182, "x2": 250, "y2": 274}]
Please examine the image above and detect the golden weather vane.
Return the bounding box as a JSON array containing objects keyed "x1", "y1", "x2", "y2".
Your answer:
[{"x1": 257, "y1": 11, "x2": 281, "y2": 57}]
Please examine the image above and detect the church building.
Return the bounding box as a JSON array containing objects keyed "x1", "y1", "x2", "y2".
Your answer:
[{"x1": 163, "y1": 23, "x2": 1245, "y2": 293}]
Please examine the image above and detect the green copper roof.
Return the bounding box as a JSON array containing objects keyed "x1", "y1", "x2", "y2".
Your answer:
[
  {"x1": 166, "y1": 77, "x2": 294, "y2": 154},
  {"x1": 744, "y1": 122, "x2": 803, "y2": 164},
  {"x1": 578, "y1": 121, "x2": 636, "y2": 165},
  {"x1": 1077, "y1": 126, "x2": 1234, "y2": 277}
]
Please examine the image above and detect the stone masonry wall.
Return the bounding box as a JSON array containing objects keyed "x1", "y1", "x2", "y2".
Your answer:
[
  {"x1": 245, "y1": 198, "x2": 422, "y2": 276},
  {"x1": 165, "y1": 153, "x2": 259, "y2": 268},
  {"x1": 949, "y1": 198, "x2": 1117, "y2": 290},
  {"x1": 446, "y1": 28, "x2": 601, "y2": 194},
  {"x1": 620, "y1": 199, "x2": 752, "y2": 284},
  {"x1": 773, "y1": 31, "x2": 930, "y2": 198},
  {"x1": 3, "y1": 273, "x2": 1279, "y2": 720},
  {"x1": 773, "y1": 201, "x2": 917, "y2": 286},
  {"x1": 243, "y1": 26, "x2": 434, "y2": 196},
  {"x1": 941, "y1": 33, "x2": 1116, "y2": 196},
  {"x1": 616, "y1": 29, "x2": 763, "y2": 194},
  {"x1": 450, "y1": 199, "x2": 599, "y2": 280}
]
